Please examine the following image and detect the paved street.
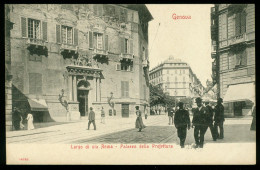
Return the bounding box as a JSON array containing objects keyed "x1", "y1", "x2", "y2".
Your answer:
[{"x1": 6, "y1": 115, "x2": 255, "y2": 147}]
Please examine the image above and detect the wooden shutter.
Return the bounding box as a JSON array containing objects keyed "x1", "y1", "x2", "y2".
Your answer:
[
  {"x1": 130, "y1": 40, "x2": 133, "y2": 54},
  {"x1": 241, "y1": 12, "x2": 246, "y2": 34},
  {"x1": 124, "y1": 9, "x2": 128, "y2": 23},
  {"x1": 105, "y1": 34, "x2": 108, "y2": 51},
  {"x1": 21, "y1": 17, "x2": 27, "y2": 37},
  {"x1": 120, "y1": 37, "x2": 125, "y2": 54},
  {"x1": 222, "y1": 13, "x2": 227, "y2": 40},
  {"x1": 121, "y1": 81, "x2": 125, "y2": 97},
  {"x1": 42, "y1": 21, "x2": 48, "y2": 41},
  {"x1": 125, "y1": 81, "x2": 129, "y2": 97},
  {"x1": 89, "y1": 31, "x2": 93, "y2": 48},
  {"x1": 115, "y1": 7, "x2": 120, "y2": 20},
  {"x1": 241, "y1": 49, "x2": 247, "y2": 66},
  {"x1": 29, "y1": 73, "x2": 36, "y2": 94},
  {"x1": 74, "y1": 28, "x2": 78, "y2": 45},
  {"x1": 235, "y1": 13, "x2": 241, "y2": 36},
  {"x1": 56, "y1": 25, "x2": 61, "y2": 43},
  {"x1": 93, "y1": 4, "x2": 97, "y2": 16},
  {"x1": 36, "y1": 74, "x2": 42, "y2": 94}
]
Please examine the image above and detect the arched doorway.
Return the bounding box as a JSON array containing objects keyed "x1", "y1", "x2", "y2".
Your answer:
[{"x1": 77, "y1": 80, "x2": 90, "y2": 117}]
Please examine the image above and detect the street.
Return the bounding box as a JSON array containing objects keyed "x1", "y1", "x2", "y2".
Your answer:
[{"x1": 6, "y1": 115, "x2": 255, "y2": 147}]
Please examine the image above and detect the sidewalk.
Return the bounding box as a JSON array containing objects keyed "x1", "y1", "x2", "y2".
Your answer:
[{"x1": 6, "y1": 115, "x2": 165, "y2": 143}]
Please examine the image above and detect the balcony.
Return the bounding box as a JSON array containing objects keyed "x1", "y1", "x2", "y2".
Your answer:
[
  {"x1": 228, "y1": 34, "x2": 248, "y2": 47},
  {"x1": 227, "y1": 4, "x2": 247, "y2": 12},
  {"x1": 211, "y1": 43, "x2": 217, "y2": 59},
  {"x1": 142, "y1": 59, "x2": 149, "y2": 68},
  {"x1": 93, "y1": 48, "x2": 108, "y2": 57},
  {"x1": 119, "y1": 53, "x2": 134, "y2": 62},
  {"x1": 26, "y1": 38, "x2": 46, "y2": 47},
  {"x1": 60, "y1": 43, "x2": 78, "y2": 52},
  {"x1": 212, "y1": 60, "x2": 217, "y2": 71},
  {"x1": 26, "y1": 38, "x2": 48, "y2": 56}
]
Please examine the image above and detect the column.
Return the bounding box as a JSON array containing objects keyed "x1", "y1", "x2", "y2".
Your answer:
[
  {"x1": 68, "y1": 75, "x2": 73, "y2": 101},
  {"x1": 73, "y1": 75, "x2": 77, "y2": 102},
  {"x1": 97, "y1": 78, "x2": 100, "y2": 102}
]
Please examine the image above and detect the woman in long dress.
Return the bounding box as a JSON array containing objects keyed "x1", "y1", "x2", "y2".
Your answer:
[
  {"x1": 26, "y1": 113, "x2": 34, "y2": 130},
  {"x1": 135, "y1": 106, "x2": 146, "y2": 132}
]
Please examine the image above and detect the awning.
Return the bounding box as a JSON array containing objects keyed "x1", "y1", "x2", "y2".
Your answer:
[
  {"x1": 28, "y1": 99, "x2": 48, "y2": 111},
  {"x1": 223, "y1": 82, "x2": 255, "y2": 103}
]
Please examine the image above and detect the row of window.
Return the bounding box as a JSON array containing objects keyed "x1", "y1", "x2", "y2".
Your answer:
[
  {"x1": 21, "y1": 17, "x2": 134, "y2": 54},
  {"x1": 150, "y1": 69, "x2": 188, "y2": 80}
]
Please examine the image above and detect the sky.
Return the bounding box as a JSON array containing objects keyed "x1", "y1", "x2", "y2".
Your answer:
[{"x1": 146, "y1": 4, "x2": 214, "y2": 87}]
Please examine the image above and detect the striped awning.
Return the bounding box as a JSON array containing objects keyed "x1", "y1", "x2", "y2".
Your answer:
[{"x1": 28, "y1": 99, "x2": 48, "y2": 111}]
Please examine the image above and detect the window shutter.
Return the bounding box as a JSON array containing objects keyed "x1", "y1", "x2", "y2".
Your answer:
[
  {"x1": 21, "y1": 17, "x2": 27, "y2": 37},
  {"x1": 241, "y1": 12, "x2": 246, "y2": 34},
  {"x1": 241, "y1": 49, "x2": 247, "y2": 66},
  {"x1": 121, "y1": 81, "x2": 124, "y2": 97},
  {"x1": 93, "y1": 5, "x2": 97, "y2": 16},
  {"x1": 235, "y1": 13, "x2": 241, "y2": 36},
  {"x1": 74, "y1": 28, "x2": 78, "y2": 45},
  {"x1": 235, "y1": 53, "x2": 241, "y2": 66},
  {"x1": 130, "y1": 65, "x2": 133, "y2": 71},
  {"x1": 105, "y1": 34, "x2": 108, "y2": 51},
  {"x1": 42, "y1": 21, "x2": 48, "y2": 41},
  {"x1": 130, "y1": 40, "x2": 133, "y2": 54},
  {"x1": 120, "y1": 37, "x2": 125, "y2": 54},
  {"x1": 115, "y1": 7, "x2": 120, "y2": 20},
  {"x1": 126, "y1": 81, "x2": 129, "y2": 97},
  {"x1": 124, "y1": 9, "x2": 127, "y2": 23},
  {"x1": 56, "y1": 25, "x2": 61, "y2": 43},
  {"x1": 29, "y1": 73, "x2": 35, "y2": 94},
  {"x1": 89, "y1": 31, "x2": 93, "y2": 48},
  {"x1": 116, "y1": 63, "x2": 121, "y2": 70}
]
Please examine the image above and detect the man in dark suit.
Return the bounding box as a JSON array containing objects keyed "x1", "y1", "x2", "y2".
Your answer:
[
  {"x1": 214, "y1": 98, "x2": 225, "y2": 139},
  {"x1": 87, "y1": 107, "x2": 96, "y2": 130},
  {"x1": 192, "y1": 97, "x2": 208, "y2": 148},
  {"x1": 205, "y1": 101, "x2": 217, "y2": 141},
  {"x1": 174, "y1": 102, "x2": 191, "y2": 148}
]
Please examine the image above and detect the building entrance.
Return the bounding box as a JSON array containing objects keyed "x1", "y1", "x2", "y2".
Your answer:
[{"x1": 77, "y1": 80, "x2": 90, "y2": 117}]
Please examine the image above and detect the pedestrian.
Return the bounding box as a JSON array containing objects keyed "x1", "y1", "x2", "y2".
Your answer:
[
  {"x1": 12, "y1": 107, "x2": 21, "y2": 130},
  {"x1": 174, "y1": 102, "x2": 191, "y2": 148},
  {"x1": 192, "y1": 97, "x2": 208, "y2": 148},
  {"x1": 135, "y1": 106, "x2": 146, "y2": 132},
  {"x1": 250, "y1": 105, "x2": 256, "y2": 130},
  {"x1": 100, "y1": 107, "x2": 105, "y2": 124},
  {"x1": 20, "y1": 112, "x2": 25, "y2": 130},
  {"x1": 26, "y1": 112, "x2": 35, "y2": 130},
  {"x1": 205, "y1": 101, "x2": 217, "y2": 141},
  {"x1": 144, "y1": 107, "x2": 148, "y2": 119},
  {"x1": 87, "y1": 107, "x2": 96, "y2": 130},
  {"x1": 159, "y1": 108, "x2": 161, "y2": 115},
  {"x1": 214, "y1": 98, "x2": 225, "y2": 139},
  {"x1": 167, "y1": 106, "x2": 174, "y2": 125}
]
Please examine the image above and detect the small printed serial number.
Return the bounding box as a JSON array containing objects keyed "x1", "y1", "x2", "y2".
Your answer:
[{"x1": 19, "y1": 158, "x2": 29, "y2": 161}]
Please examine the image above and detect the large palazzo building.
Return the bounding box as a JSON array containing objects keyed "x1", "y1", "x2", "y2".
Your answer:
[
  {"x1": 5, "y1": 4, "x2": 152, "y2": 130},
  {"x1": 211, "y1": 4, "x2": 255, "y2": 117},
  {"x1": 149, "y1": 56, "x2": 205, "y2": 99}
]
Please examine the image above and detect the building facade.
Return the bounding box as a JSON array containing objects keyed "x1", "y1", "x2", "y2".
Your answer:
[
  {"x1": 149, "y1": 56, "x2": 204, "y2": 99},
  {"x1": 6, "y1": 4, "x2": 152, "y2": 128},
  {"x1": 211, "y1": 4, "x2": 255, "y2": 117}
]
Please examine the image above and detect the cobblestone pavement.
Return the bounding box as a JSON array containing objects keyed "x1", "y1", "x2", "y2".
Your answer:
[{"x1": 6, "y1": 115, "x2": 255, "y2": 146}]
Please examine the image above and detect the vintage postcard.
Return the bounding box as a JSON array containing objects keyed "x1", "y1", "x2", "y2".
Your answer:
[{"x1": 5, "y1": 4, "x2": 255, "y2": 165}]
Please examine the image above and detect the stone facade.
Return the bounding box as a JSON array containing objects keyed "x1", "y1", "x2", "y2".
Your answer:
[
  {"x1": 211, "y1": 4, "x2": 255, "y2": 117},
  {"x1": 8, "y1": 4, "x2": 152, "y2": 123},
  {"x1": 149, "y1": 56, "x2": 205, "y2": 99}
]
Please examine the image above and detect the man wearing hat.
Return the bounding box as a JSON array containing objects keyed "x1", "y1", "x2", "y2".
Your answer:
[
  {"x1": 214, "y1": 98, "x2": 225, "y2": 139},
  {"x1": 87, "y1": 107, "x2": 96, "y2": 130},
  {"x1": 174, "y1": 102, "x2": 191, "y2": 148},
  {"x1": 205, "y1": 101, "x2": 217, "y2": 141},
  {"x1": 192, "y1": 97, "x2": 209, "y2": 148}
]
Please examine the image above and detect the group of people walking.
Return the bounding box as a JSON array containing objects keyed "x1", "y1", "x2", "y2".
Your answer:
[
  {"x1": 12, "y1": 107, "x2": 34, "y2": 131},
  {"x1": 171, "y1": 97, "x2": 225, "y2": 148}
]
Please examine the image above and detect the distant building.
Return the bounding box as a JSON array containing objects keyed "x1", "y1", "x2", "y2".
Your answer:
[
  {"x1": 149, "y1": 56, "x2": 205, "y2": 99},
  {"x1": 211, "y1": 4, "x2": 255, "y2": 117},
  {"x1": 6, "y1": 4, "x2": 152, "y2": 130}
]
